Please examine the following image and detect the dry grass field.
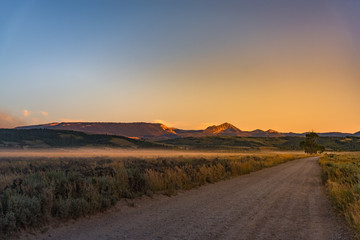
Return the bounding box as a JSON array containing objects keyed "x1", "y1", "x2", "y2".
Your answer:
[
  {"x1": 0, "y1": 151, "x2": 305, "y2": 236},
  {"x1": 320, "y1": 153, "x2": 360, "y2": 238}
]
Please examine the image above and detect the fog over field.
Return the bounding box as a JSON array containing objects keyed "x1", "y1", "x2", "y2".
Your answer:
[{"x1": 0, "y1": 148, "x2": 304, "y2": 159}]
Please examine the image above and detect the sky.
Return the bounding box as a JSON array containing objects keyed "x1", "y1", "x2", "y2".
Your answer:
[{"x1": 0, "y1": 0, "x2": 359, "y2": 132}]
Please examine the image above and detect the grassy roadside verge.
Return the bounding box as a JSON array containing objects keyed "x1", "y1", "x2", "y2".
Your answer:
[
  {"x1": 319, "y1": 153, "x2": 360, "y2": 238},
  {"x1": 0, "y1": 153, "x2": 304, "y2": 236}
]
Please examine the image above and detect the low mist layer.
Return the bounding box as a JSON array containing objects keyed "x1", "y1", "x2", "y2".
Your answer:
[{"x1": 0, "y1": 148, "x2": 304, "y2": 159}]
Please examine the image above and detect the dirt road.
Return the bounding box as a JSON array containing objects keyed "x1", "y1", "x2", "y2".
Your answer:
[{"x1": 27, "y1": 157, "x2": 353, "y2": 240}]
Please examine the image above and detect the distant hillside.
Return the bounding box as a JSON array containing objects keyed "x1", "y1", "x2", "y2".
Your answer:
[
  {"x1": 2, "y1": 128, "x2": 359, "y2": 151},
  {"x1": 177, "y1": 123, "x2": 284, "y2": 137},
  {"x1": 0, "y1": 129, "x2": 168, "y2": 149},
  {"x1": 15, "y1": 122, "x2": 360, "y2": 140},
  {"x1": 160, "y1": 136, "x2": 301, "y2": 151},
  {"x1": 16, "y1": 122, "x2": 178, "y2": 140},
  {"x1": 250, "y1": 129, "x2": 284, "y2": 137},
  {"x1": 203, "y1": 122, "x2": 246, "y2": 136},
  {"x1": 16, "y1": 122, "x2": 288, "y2": 139},
  {"x1": 317, "y1": 132, "x2": 353, "y2": 137},
  {"x1": 160, "y1": 136, "x2": 360, "y2": 151}
]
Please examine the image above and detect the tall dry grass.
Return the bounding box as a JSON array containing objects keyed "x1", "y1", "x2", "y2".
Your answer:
[
  {"x1": 319, "y1": 153, "x2": 360, "y2": 238},
  {"x1": 0, "y1": 153, "x2": 304, "y2": 236}
]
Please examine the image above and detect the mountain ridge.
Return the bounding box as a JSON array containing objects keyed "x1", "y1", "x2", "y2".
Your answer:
[
  {"x1": 0, "y1": 128, "x2": 167, "y2": 149},
  {"x1": 204, "y1": 122, "x2": 245, "y2": 135},
  {"x1": 16, "y1": 122, "x2": 178, "y2": 140},
  {"x1": 15, "y1": 122, "x2": 359, "y2": 140}
]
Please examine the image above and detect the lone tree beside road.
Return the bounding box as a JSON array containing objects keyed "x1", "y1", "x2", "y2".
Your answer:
[{"x1": 300, "y1": 132, "x2": 325, "y2": 154}]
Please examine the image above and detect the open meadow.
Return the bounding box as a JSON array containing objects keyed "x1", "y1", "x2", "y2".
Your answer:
[{"x1": 0, "y1": 150, "x2": 305, "y2": 237}]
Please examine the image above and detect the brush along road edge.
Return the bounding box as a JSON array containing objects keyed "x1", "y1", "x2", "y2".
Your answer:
[{"x1": 25, "y1": 157, "x2": 352, "y2": 240}]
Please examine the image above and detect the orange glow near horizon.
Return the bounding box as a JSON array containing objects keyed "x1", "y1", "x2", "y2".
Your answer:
[{"x1": 1, "y1": 1, "x2": 359, "y2": 133}]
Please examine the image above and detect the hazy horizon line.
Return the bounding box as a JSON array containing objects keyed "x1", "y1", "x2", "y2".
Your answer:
[{"x1": 9, "y1": 120, "x2": 359, "y2": 134}]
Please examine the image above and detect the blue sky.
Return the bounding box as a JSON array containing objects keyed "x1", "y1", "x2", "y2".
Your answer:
[{"x1": 1, "y1": 0, "x2": 360, "y2": 132}]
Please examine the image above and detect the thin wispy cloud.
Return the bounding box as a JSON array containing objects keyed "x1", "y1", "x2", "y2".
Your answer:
[
  {"x1": 23, "y1": 110, "x2": 30, "y2": 117},
  {"x1": 0, "y1": 111, "x2": 25, "y2": 128},
  {"x1": 41, "y1": 111, "x2": 49, "y2": 117}
]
